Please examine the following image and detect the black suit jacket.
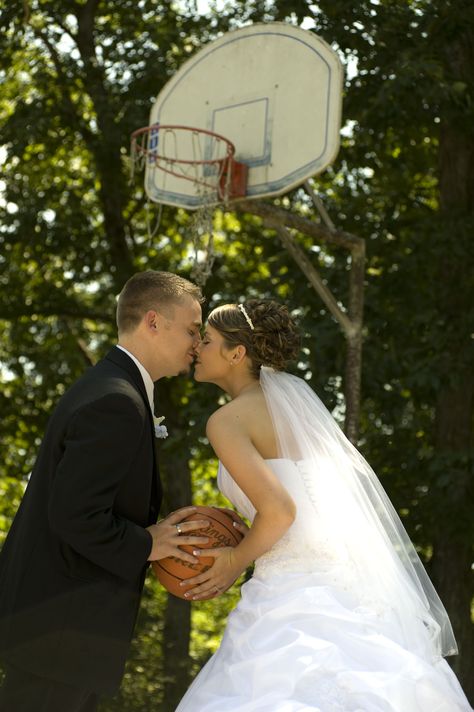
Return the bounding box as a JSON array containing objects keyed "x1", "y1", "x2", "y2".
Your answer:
[{"x1": 0, "y1": 347, "x2": 162, "y2": 694}]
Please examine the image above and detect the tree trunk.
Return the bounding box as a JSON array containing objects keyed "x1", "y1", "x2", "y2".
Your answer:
[
  {"x1": 160, "y1": 446, "x2": 193, "y2": 710},
  {"x1": 75, "y1": 1, "x2": 134, "y2": 287},
  {"x1": 156, "y1": 382, "x2": 194, "y2": 709},
  {"x1": 432, "y1": 374, "x2": 474, "y2": 696},
  {"x1": 161, "y1": 595, "x2": 192, "y2": 711},
  {"x1": 431, "y1": 380, "x2": 474, "y2": 700},
  {"x1": 431, "y1": 20, "x2": 474, "y2": 701}
]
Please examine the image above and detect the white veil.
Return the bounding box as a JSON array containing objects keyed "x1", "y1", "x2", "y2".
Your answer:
[{"x1": 260, "y1": 366, "x2": 457, "y2": 661}]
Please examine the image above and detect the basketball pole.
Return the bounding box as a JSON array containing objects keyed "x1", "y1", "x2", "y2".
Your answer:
[{"x1": 235, "y1": 197, "x2": 365, "y2": 444}]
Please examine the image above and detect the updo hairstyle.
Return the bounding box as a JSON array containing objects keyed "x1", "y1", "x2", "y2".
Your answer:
[{"x1": 208, "y1": 299, "x2": 300, "y2": 378}]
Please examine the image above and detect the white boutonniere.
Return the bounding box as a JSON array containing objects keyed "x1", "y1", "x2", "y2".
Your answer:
[{"x1": 153, "y1": 415, "x2": 168, "y2": 439}]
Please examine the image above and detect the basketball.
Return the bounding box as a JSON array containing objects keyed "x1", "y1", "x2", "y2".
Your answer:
[{"x1": 151, "y1": 506, "x2": 245, "y2": 599}]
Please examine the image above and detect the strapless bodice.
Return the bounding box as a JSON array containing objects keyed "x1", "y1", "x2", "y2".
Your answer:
[
  {"x1": 217, "y1": 459, "x2": 350, "y2": 579},
  {"x1": 217, "y1": 458, "x2": 292, "y2": 522}
]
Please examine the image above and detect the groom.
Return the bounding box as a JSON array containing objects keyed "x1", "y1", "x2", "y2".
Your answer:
[{"x1": 0, "y1": 270, "x2": 209, "y2": 712}]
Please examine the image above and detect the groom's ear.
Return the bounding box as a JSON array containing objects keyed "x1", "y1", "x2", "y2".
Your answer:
[{"x1": 144, "y1": 310, "x2": 160, "y2": 333}]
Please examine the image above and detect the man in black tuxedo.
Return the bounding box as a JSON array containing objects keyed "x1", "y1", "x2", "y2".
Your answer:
[{"x1": 0, "y1": 270, "x2": 209, "y2": 712}]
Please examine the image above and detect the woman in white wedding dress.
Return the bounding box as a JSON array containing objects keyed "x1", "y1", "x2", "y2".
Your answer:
[{"x1": 176, "y1": 299, "x2": 472, "y2": 712}]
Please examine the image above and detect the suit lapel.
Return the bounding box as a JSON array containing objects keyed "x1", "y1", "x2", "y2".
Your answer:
[
  {"x1": 104, "y1": 347, "x2": 162, "y2": 519},
  {"x1": 105, "y1": 347, "x2": 151, "y2": 414}
]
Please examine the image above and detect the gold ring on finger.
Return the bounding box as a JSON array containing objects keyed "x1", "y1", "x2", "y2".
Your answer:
[{"x1": 176, "y1": 524, "x2": 182, "y2": 535}]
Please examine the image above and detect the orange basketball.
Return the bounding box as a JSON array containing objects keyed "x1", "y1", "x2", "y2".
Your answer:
[{"x1": 151, "y1": 505, "x2": 245, "y2": 599}]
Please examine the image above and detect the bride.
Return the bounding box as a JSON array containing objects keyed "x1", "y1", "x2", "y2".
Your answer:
[{"x1": 175, "y1": 299, "x2": 472, "y2": 711}]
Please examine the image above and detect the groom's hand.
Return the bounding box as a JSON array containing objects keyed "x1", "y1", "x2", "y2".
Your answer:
[{"x1": 146, "y1": 507, "x2": 210, "y2": 564}]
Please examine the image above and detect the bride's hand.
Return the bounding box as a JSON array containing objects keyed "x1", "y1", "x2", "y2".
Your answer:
[
  {"x1": 181, "y1": 547, "x2": 241, "y2": 600},
  {"x1": 232, "y1": 520, "x2": 248, "y2": 538},
  {"x1": 218, "y1": 507, "x2": 249, "y2": 539}
]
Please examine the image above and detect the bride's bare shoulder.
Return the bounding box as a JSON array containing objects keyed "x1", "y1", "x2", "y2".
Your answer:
[
  {"x1": 211, "y1": 390, "x2": 266, "y2": 421},
  {"x1": 206, "y1": 390, "x2": 272, "y2": 441}
]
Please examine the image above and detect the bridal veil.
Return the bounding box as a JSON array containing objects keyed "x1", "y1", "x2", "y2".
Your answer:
[{"x1": 259, "y1": 366, "x2": 457, "y2": 661}]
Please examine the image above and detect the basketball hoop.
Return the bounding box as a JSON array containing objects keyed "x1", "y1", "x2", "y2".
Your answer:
[
  {"x1": 130, "y1": 124, "x2": 248, "y2": 286},
  {"x1": 130, "y1": 124, "x2": 248, "y2": 206}
]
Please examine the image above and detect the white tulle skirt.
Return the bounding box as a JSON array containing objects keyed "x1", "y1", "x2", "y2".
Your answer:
[{"x1": 175, "y1": 570, "x2": 472, "y2": 712}]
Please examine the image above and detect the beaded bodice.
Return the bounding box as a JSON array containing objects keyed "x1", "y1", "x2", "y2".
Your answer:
[{"x1": 217, "y1": 459, "x2": 349, "y2": 579}]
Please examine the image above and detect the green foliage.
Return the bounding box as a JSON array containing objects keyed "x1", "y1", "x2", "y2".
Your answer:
[{"x1": 0, "y1": 477, "x2": 25, "y2": 547}]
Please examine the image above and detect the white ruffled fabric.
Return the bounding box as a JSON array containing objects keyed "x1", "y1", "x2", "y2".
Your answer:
[{"x1": 175, "y1": 460, "x2": 472, "y2": 712}]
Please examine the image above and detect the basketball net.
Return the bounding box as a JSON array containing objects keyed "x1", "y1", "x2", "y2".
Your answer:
[
  {"x1": 130, "y1": 125, "x2": 233, "y2": 286},
  {"x1": 188, "y1": 192, "x2": 217, "y2": 288},
  {"x1": 128, "y1": 139, "x2": 164, "y2": 242}
]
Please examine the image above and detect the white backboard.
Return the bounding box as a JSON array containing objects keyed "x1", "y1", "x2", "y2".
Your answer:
[{"x1": 143, "y1": 23, "x2": 343, "y2": 209}]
